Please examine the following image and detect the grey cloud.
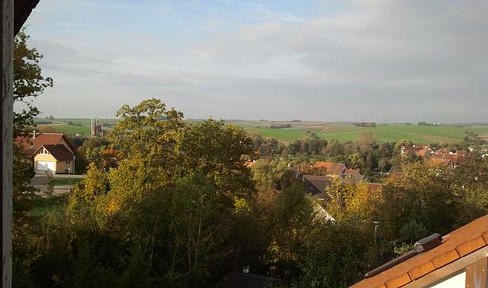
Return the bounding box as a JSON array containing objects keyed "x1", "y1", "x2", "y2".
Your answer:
[{"x1": 28, "y1": 0, "x2": 488, "y2": 122}]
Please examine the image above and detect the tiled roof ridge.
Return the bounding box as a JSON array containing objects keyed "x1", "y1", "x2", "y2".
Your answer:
[{"x1": 350, "y1": 215, "x2": 488, "y2": 288}]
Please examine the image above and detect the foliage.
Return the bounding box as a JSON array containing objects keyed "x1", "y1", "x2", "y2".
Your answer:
[
  {"x1": 296, "y1": 221, "x2": 374, "y2": 288},
  {"x1": 13, "y1": 29, "x2": 53, "y2": 137},
  {"x1": 13, "y1": 97, "x2": 488, "y2": 288},
  {"x1": 12, "y1": 30, "x2": 54, "y2": 286}
]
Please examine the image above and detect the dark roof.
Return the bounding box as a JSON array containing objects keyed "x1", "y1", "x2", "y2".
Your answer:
[
  {"x1": 344, "y1": 169, "x2": 363, "y2": 181},
  {"x1": 216, "y1": 272, "x2": 280, "y2": 288},
  {"x1": 303, "y1": 175, "x2": 331, "y2": 197},
  {"x1": 350, "y1": 215, "x2": 488, "y2": 288},
  {"x1": 15, "y1": 0, "x2": 41, "y2": 35},
  {"x1": 42, "y1": 144, "x2": 74, "y2": 161}
]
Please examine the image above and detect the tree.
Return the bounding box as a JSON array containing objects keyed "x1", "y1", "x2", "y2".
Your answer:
[
  {"x1": 177, "y1": 119, "x2": 255, "y2": 198},
  {"x1": 109, "y1": 98, "x2": 184, "y2": 160},
  {"x1": 12, "y1": 29, "x2": 54, "y2": 286},
  {"x1": 12, "y1": 29, "x2": 53, "y2": 208},
  {"x1": 13, "y1": 29, "x2": 53, "y2": 138},
  {"x1": 379, "y1": 162, "x2": 459, "y2": 243}
]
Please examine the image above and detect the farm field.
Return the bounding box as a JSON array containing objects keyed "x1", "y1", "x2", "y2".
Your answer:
[
  {"x1": 35, "y1": 118, "x2": 488, "y2": 144},
  {"x1": 240, "y1": 121, "x2": 488, "y2": 144},
  {"x1": 35, "y1": 118, "x2": 118, "y2": 137}
]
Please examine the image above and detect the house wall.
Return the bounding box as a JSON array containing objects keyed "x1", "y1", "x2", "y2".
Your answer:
[
  {"x1": 34, "y1": 153, "x2": 57, "y2": 172},
  {"x1": 430, "y1": 271, "x2": 465, "y2": 288},
  {"x1": 55, "y1": 160, "x2": 72, "y2": 174}
]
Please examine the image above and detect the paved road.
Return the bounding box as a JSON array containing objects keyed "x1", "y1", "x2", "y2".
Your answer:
[{"x1": 31, "y1": 173, "x2": 85, "y2": 196}]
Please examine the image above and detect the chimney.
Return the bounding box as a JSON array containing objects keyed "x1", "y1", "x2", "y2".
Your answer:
[{"x1": 33, "y1": 130, "x2": 36, "y2": 139}]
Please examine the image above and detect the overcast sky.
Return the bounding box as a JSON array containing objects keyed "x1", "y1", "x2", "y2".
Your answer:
[{"x1": 24, "y1": 0, "x2": 488, "y2": 123}]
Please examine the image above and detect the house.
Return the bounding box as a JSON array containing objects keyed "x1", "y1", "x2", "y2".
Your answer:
[
  {"x1": 302, "y1": 175, "x2": 331, "y2": 198},
  {"x1": 21, "y1": 132, "x2": 75, "y2": 174},
  {"x1": 349, "y1": 215, "x2": 488, "y2": 288},
  {"x1": 344, "y1": 169, "x2": 364, "y2": 182},
  {"x1": 313, "y1": 161, "x2": 347, "y2": 176},
  {"x1": 313, "y1": 161, "x2": 364, "y2": 182}
]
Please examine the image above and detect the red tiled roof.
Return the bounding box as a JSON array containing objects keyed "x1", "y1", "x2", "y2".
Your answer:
[
  {"x1": 413, "y1": 145, "x2": 427, "y2": 152},
  {"x1": 313, "y1": 161, "x2": 346, "y2": 176},
  {"x1": 416, "y1": 149, "x2": 428, "y2": 157},
  {"x1": 20, "y1": 133, "x2": 73, "y2": 156},
  {"x1": 435, "y1": 148, "x2": 448, "y2": 155},
  {"x1": 456, "y1": 150, "x2": 468, "y2": 157},
  {"x1": 245, "y1": 161, "x2": 255, "y2": 168},
  {"x1": 41, "y1": 144, "x2": 74, "y2": 161},
  {"x1": 349, "y1": 215, "x2": 488, "y2": 288},
  {"x1": 444, "y1": 154, "x2": 461, "y2": 164}
]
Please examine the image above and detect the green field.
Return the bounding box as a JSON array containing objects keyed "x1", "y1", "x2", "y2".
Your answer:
[
  {"x1": 35, "y1": 118, "x2": 119, "y2": 136},
  {"x1": 35, "y1": 118, "x2": 488, "y2": 144},
  {"x1": 38, "y1": 124, "x2": 91, "y2": 136},
  {"x1": 242, "y1": 122, "x2": 488, "y2": 144},
  {"x1": 53, "y1": 178, "x2": 84, "y2": 186}
]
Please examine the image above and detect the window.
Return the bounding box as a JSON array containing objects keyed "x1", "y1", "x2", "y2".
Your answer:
[
  {"x1": 66, "y1": 160, "x2": 71, "y2": 165},
  {"x1": 39, "y1": 148, "x2": 49, "y2": 155}
]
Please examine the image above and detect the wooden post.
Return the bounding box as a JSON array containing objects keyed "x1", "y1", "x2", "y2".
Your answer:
[{"x1": 1, "y1": 0, "x2": 13, "y2": 287}]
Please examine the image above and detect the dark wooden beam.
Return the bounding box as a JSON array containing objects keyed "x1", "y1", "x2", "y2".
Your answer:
[
  {"x1": 1, "y1": 1, "x2": 14, "y2": 288},
  {"x1": 14, "y1": 0, "x2": 40, "y2": 34}
]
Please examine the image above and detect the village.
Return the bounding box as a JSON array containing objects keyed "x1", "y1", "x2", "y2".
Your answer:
[{"x1": 3, "y1": 1, "x2": 488, "y2": 288}]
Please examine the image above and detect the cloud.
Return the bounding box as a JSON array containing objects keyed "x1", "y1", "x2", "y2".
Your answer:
[{"x1": 25, "y1": 0, "x2": 488, "y2": 122}]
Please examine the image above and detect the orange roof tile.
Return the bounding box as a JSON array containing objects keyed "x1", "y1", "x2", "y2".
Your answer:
[
  {"x1": 350, "y1": 215, "x2": 488, "y2": 288},
  {"x1": 19, "y1": 133, "x2": 73, "y2": 156},
  {"x1": 313, "y1": 161, "x2": 346, "y2": 176}
]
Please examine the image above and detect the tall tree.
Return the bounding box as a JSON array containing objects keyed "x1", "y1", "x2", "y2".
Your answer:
[
  {"x1": 13, "y1": 29, "x2": 53, "y2": 137},
  {"x1": 13, "y1": 29, "x2": 53, "y2": 209},
  {"x1": 12, "y1": 30, "x2": 54, "y2": 286}
]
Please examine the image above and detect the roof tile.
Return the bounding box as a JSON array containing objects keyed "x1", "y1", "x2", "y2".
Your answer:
[
  {"x1": 313, "y1": 161, "x2": 346, "y2": 175},
  {"x1": 349, "y1": 216, "x2": 488, "y2": 288},
  {"x1": 482, "y1": 231, "x2": 488, "y2": 243},
  {"x1": 408, "y1": 261, "x2": 435, "y2": 280},
  {"x1": 385, "y1": 273, "x2": 411, "y2": 288},
  {"x1": 455, "y1": 236, "x2": 487, "y2": 257},
  {"x1": 431, "y1": 249, "x2": 459, "y2": 268}
]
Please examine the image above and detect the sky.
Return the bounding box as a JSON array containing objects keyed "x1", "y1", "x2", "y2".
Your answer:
[{"x1": 23, "y1": 0, "x2": 488, "y2": 123}]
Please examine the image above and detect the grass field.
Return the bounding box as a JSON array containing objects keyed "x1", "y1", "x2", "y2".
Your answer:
[
  {"x1": 34, "y1": 118, "x2": 488, "y2": 144},
  {"x1": 53, "y1": 178, "x2": 83, "y2": 186},
  {"x1": 35, "y1": 118, "x2": 119, "y2": 136},
  {"x1": 38, "y1": 124, "x2": 91, "y2": 136},
  {"x1": 242, "y1": 122, "x2": 488, "y2": 144}
]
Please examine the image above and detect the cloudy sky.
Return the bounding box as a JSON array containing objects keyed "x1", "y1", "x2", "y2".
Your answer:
[{"x1": 24, "y1": 0, "x2": 487, "y2": 123}]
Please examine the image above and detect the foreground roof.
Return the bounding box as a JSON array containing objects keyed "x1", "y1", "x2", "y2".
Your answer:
[
  {"x1": 350, "y1": 215, "x2": 488, "y2": 288},
  {"x1": 15, "y1": 0, "x2": 41, "y2": 34}
]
